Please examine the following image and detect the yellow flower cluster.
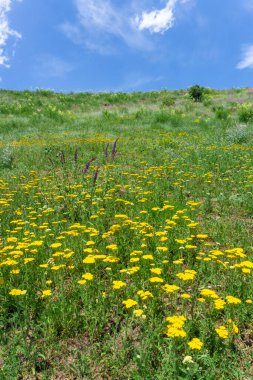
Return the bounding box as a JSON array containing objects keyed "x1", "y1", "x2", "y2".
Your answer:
[{"x1": 165, "y1": 316, "x2": 187, "y2": 338}]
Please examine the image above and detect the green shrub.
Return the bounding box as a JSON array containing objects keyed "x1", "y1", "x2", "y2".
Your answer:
[
  {"x1": 213, "y1": 105, "x2": 230, "y2": 120},
  {"x1": 153, "y1": 110, "x2": 183, "y2": 127},
  {"x1": 154, "y1": 110, "x2": 171, "y2": 123},
  {"x1": 203, "y1": 98, "x2": 213, "y2": 107},
  {"x1": 238, "y1": 103, "x2": 253, "y2": 123},
  {"x1": 188, "y1": 85, "x2": 204, "y2": 102},
  {"x1": 0, "y1": 147, "x2": 14, "y2": 169},
  {"x1": 161, "y1": 96, "x2": 175, "y2": 108},
  {"x1": 226, "y1": 125, "x2": 249, "y2": 144}
]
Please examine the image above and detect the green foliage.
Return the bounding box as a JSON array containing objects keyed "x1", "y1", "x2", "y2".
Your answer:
[
  {"x1": 161, "y1": 95, "x2": 176, "y2": 108},
  {"x1": 212, "y1": 105, "x2": 230, "y2": 120},
  {"x1": 188, "y1": 85, "x2": 205, "y2": 102},
  {"x1": 226, "y1": 125, "x2": 250, "y2": 144},
  {"x1": 0, "y1": 147, "x2": 14, "y2": 168},
  {"x1": 203, "y1": 97, "x2": 213, "y2": 107},
  {"x1": 238, "y1": 103, "x2": 253, "y2": 123},
  {"x1": 153, "y1": 110, "x2": 171, "y2": 123}
]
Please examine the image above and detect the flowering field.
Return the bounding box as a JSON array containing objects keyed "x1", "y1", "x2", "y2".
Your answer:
[{"x1": 0, "y1": 89, "x2": 253, "y2": 379}]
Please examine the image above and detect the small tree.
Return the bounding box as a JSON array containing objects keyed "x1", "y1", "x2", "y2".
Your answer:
[
  {"x1": 161, "y1": 95, "x2": 175, "y2": 108},
  {"x1": 188, "y1": 85, "x2": 204, "y2": 102}
]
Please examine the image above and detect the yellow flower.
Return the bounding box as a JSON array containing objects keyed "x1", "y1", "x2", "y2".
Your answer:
[
  {"x1": 137, "y1": 290, "x2": 153, "y2": 300},
  {"x1": 215, "y1": 326, "x2": 229, "y2": 339},
  {"x1": 41, "y1": 289, "x2": 52, "y2": 298},
  {"x1": 115, "y1": 214, "x2": 128, "y2": 219},
  {"x1": 200, "y1": 289, "x2": 219, "y2": 299},
  {"x1": 181, "y1": 293, "x2": 191, "y2": 299},
  {"x1": 130, "y1": 257, "x2": 140, "y2": 262},
  {"x1": 228, "y1": 319, "x2": 239, "y2": 334},
  {"x1": 150, "y1": 268, "x2": 162, "y2": 275},
  {"x1": 51, "y1": 265, "x2": 65, "y2": 271},
  {"x1": 155, "y1": 232, "x2": 167, "y2": 237},
  {"x1": 175, "y1": 239, "x2": 187, "y2": 244},
  {"x1": 242, "y1": 268, "x2": 251, "y2": 274},
  {"x1": 183, "y1": 356, "x2": 194, "y2": 364},
  {"x1": 196, "y1": 234, "x2": 208, "y2": 239},
  {"x1": 149, "y1": 277, "x2": 164, "y2": 283},
  {"x1": 86, "y1": 241, "x2": 95, "y2": 246},
  {"x1": 122, "y1": 299, "x2": 137, "y2": 308},
  {"x1": 173, "y1": 258, "x2": 184, "y2": 265},
  {"x1": 133, "y1": 309, "x2": 144, "y2": 317},
  {"x1": 9, "y1": 288, "x2": 27, "y2": 296},
  {"x1": 78, "y1": 279, "x2": 87, "y2": 285},
  {"x1": 166, "y1": 315, "x2": 187, "y2": 328},
  {"x1": 50, "y1": 243, "x2": 62, "y2": 248},
  {"x1": 176, "y1": 270, "x2": 197, "y2": 281},
  {"x1": 39, "y1": 263, "x2": 48, "y2": 268},
  {"x1": 10, "y1": 269, "x2": 20, "y2": 274},
  {"x1": 103, "y1": 256, "x2": 119, "y2": 263},
  {"x1": 30, "y1": 240, "x2": 43, "y2": 247},
  {"x1": 142, "y1": 255, "x2": 154, "y2": 260},
  {"x1": 7, "y1": 237, "x2": 18, "y2": 242},
  {"x1": 82, "y1": 273, "x2": 94, "y2": 281},
  {"x1": 162, "y1": 284, "x2": 180, "y2": 293},
  {"x1": 156, "y1": 246, "x2": 168, "y2": 252},
  {"x1": 236, "y1": 261, "x2": 253, "y2": 269},
  {"x1": 187, "y1": 222, "x2": 199, "y2": 228},
  {"x1": 83, "y1": 256, "x2": 96, "y2": 264},
  {"x1": 166, "y1": 326, "x2": 187, "y2": 338},
  {"x1": 188, "y1": 338, "x2": 204, "y2": 350},
  {"x1": 83, "y1": 248, "x2": 93, "y2": 253},
  {"x1": 112, "y1": 280, "x2": 126, "y2": 289},
  {"x1": 120, "y1": 266, "x2": 140, "y2": 274},
  {"x1": 106, "y1": 244, "x2": 118, "y2": 251},
  {"x1": 214, "y1": 299, "x2": 226, "y2": 310},
  {"x1": 226, "y1": 296, "x2": 242, "y2": 305},
  {"x1": 24, "y1": 257, "x2": 35, "y2": 264}
]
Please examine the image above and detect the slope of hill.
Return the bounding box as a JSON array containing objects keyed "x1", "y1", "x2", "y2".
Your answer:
[{"x1": 0, "y1": 89, "x2": 253, "y2": 379}]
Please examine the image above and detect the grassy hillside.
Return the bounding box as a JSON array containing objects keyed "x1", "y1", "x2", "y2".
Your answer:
[{"x1": 0, "y1": 88, "x2": 253, "y2": 379}]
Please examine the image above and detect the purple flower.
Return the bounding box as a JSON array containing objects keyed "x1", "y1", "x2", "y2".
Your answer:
[
  {"x1": 112, "y1": 138, "x2": 119, "y2": 159},
  {"x1": 83, "y1": 157, "x2": 96, "y2": 174},
  {"x1": 74, "y1": 148, "x2": 78, "y2": 163},
  {"x1": 105, "y1": 143, "x2": 109, "y2": 159},
  {"x1": 93, "y1": 166, "x2": 100, "y2": 184}
]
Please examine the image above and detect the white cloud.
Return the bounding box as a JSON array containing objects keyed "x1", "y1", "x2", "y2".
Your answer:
[
  {"x1": 116, "y1": 74, "x2": 164, "y2": 91},
  {"x1": 137, "y1": 0, "x2": 178, "y2": 34},
  {"x1": 0, "y1": 0, "x2": 22, "y2": 67},
  {"x1": 69, "y1": 0, "x2": 154, "y2": 51},
  {"x1": 136, "y1": 0, "x2": 192, "y2": 34},
  {"x1": 237, "y1": 45, "x2": 253, "y2": 69},
  {"x1": 63, "y1": 1, "x2": 169, "y2": 53},
  {"x1": 35, "y1": 55, "x2": 75, "y2": 78},
  {"x1": 63, "y1": 0, "x2": 193, "y2": 53}
]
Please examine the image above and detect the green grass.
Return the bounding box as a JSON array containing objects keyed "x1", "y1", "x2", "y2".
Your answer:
[{"x1": 0, "y1": 88, "x2": 253, "y2": 379}]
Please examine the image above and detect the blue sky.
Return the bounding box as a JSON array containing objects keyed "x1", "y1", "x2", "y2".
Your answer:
[{"x1": 0, "y1": 0, "x2": 253, "y2": 92}]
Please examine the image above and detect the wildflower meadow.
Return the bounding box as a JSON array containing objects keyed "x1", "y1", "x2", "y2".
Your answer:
[{"x1": 0, "y1": 88, "x2": 253, "y2": 379}]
